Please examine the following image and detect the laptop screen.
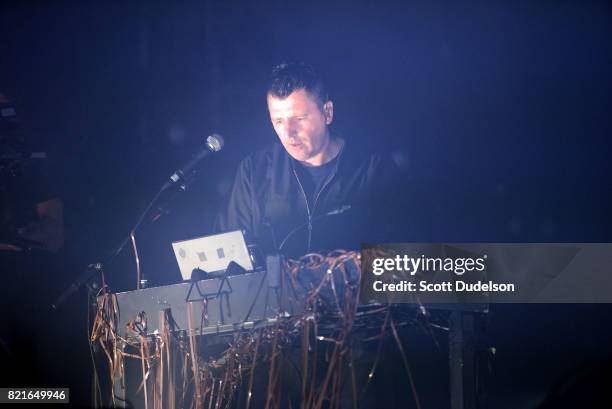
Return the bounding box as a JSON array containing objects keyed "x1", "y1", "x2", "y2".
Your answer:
[{"x1": 172, "y1": 230, "x2": 254, "y2": 280}]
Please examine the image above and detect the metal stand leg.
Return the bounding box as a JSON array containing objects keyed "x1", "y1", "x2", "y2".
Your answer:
[{"x1": 449, "y1": 311, "x2": 479, "y2": 409}]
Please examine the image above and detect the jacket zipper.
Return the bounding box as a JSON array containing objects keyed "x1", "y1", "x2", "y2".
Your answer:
[
  {"x1": 292, "y1": 167, "x2": 313, "y2": 250},
  {"x1": 291, "y1": 143, "x2": 344, "y2": 252}
]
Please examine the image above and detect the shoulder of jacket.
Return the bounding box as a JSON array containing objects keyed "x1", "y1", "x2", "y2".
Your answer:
[{"x1": 340, "y1": 140, "x2": 387, "y2": 165}]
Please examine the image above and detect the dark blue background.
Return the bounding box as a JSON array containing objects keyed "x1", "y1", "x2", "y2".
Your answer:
[{"x1": 1, "y1": 0, "x2": 611, "y2": 407}]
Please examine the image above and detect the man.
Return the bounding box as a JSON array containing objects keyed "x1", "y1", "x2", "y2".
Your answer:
[
  {"x1": 213, "y1": 63, "x2": 411, "y2": 408},
  {"x1": 215, "y1": 62, "x2": 400, "y2": 258}
]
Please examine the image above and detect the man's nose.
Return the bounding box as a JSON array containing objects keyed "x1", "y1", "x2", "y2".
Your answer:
[{"x1": 284, "y1": 119, "x2": 298, "y2": 140}]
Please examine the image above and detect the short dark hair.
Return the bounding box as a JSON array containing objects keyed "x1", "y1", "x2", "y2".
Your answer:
[{"x1": 268, "y1": 61, "x2": 329, "y2": 107}]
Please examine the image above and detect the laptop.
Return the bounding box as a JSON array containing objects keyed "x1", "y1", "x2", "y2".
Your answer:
[{"x1": 172, "y1": 230, "x2": 254, "y2": 281}]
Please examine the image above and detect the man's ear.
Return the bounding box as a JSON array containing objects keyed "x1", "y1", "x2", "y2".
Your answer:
[{"x1": 323, "y1": 100, "x2": 334, "y2": 125}]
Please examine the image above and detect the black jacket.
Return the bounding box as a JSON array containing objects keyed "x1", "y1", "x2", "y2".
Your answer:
[{"x1": 214, "y1": 141, "x2": 400, "y2": 258}]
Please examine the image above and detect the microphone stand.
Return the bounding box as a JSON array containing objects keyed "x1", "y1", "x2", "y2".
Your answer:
[
  {"x1": 51, "y1": 263, "x2": 104, "y2": 310},
  {"x1": 51, "y1": 163, "x2": 200, "y2": 310},
  {"x1": 111, "y1": 185, "x2": 167, "y2": 290},
  {"x1": 111, "y1": 141, "x2": 217, "y2": 288}
]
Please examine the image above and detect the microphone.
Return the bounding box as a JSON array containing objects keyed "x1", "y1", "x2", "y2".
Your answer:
[
  {"x1": 110, "y1": 133, "x2": 223, "y2": 264},
  {"x1": 162, "y1": 133, "x2": 224, "y2": 191}
]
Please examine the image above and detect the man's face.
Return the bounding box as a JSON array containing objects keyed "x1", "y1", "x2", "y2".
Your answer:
[{"x1": 267, "y1": 89, "x2": 333, "y2": 165}]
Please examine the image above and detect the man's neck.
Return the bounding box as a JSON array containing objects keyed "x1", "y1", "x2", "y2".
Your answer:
[{"x1": 300, "y1": 137, "x2": 344, "y2": 167}]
